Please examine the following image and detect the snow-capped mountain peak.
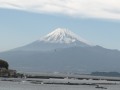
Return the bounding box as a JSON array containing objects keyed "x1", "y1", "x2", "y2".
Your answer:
[{"x1": 39, "y1": 28, "x2": 91, "y2": 46}]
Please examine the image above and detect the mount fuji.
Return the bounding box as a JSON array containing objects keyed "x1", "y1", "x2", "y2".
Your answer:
[
  {"x1": 0, "y1": 28, "x2": 120, "y2": 73},
  {"x1": 40, "y1": 28, "x2": 90, "y2": 45},
  {"x1": 12, "y1": 28, "x2": 91, "y2": 51}
]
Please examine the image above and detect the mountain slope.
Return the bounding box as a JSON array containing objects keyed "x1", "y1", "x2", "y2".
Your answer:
[
  {"x1": 40, "y1": 28, "x2": 90, "y2": 45},
  {"x1": 1, "y1": 46, "x2": 120, "y2": 73},
  {"x1": 0, "y1": 28, "x2": 120, "y2": 73},
  {"x1": 12, "y1": 28, "x2": 91, "y2": 51}
]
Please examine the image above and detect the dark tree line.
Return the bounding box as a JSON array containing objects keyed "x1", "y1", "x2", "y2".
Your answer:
[
  {"x1": 0, "y1": 59, "x2": 9, "y2": 69},
  {"x1": 91, "y1": 71, "x2": 120, "y2": 77}
]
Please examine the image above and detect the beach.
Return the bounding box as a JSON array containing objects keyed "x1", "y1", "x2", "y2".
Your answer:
[{"x1": 0, "y1": 78, "x2": 120, "y2": 90}]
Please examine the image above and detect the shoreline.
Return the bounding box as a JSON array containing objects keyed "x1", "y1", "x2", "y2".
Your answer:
[{"x1": 0, "y1": 77, "x2": 120, "y2": 90}]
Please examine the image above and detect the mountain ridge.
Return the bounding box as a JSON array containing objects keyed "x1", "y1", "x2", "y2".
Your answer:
[
  {"x1": 11, "y1": 28, "x2": 92, "y2": 52},
  {"x1": 0, "y1": 28, "x2": 120, "y2": 73},
  {"x1": 39, "y1": 28, "x2": 91, "y2": 45}
]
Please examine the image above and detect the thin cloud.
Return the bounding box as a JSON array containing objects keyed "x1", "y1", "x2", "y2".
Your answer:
[{"x1": 0, "y1": 0, "x2": 120, "y2": 19}]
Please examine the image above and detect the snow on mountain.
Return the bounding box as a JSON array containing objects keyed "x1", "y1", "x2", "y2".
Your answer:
[
  {"x1": 39, "y1": 28, "x2": 91, "y2": 46},
  {"x1": 9, "y1": 28, "x2": 92, "y2": 51},
  {"x1": 1, "y1": 28, "x2": 120, "y2": 72},
  {"x1": 10, "y1": 28, "x2": 92, "y2": 51}
]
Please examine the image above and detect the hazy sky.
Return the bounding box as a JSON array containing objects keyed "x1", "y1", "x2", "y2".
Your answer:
[{"x1": 0, "y1": 0, "x2": 120, "y2": 51}]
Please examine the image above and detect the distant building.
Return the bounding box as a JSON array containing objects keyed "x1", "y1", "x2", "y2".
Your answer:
[
  {"x1": 0, "y1": 68, "x2": 16, "y2": 77},
  {"x1": 8, "y1": 69, "x2": 17, "y2": 77}
]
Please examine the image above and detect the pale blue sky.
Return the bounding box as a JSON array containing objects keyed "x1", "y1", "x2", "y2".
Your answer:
[{"x1": 0, "y1": 8, "x2": 120, "y2": 51}]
